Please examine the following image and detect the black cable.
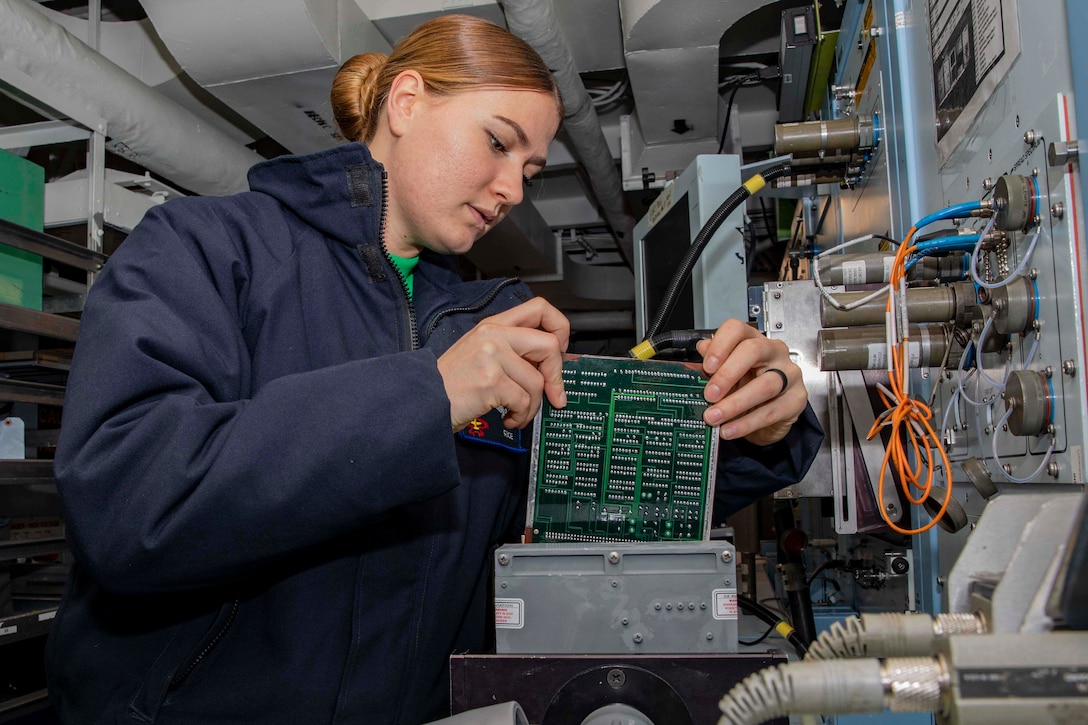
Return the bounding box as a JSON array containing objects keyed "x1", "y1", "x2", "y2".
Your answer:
[
  {"x1": 738, "y1": 620, "x2": 777, "y2": 647},
  {"x1": 639, "y1": 162, "x2": 793, "y2": 344},
  {"x1": 758, "y1": 196, "x2": 775, "y2": 245},
  {"x1": 774, "y1": 502, "x2": 818, "y2": 648},
  {"x1": 805, "y1": 559, "x2": 846, "y2": 586},
  {"x1": 716, "y1": 78, "x2": 751, "y2": 154},
  {"x1": 646, "y1": 329, "x2": 715, "y2": 356},
  {"x1": 737, "y1": 593, "x2": 809, "y2": 659}
]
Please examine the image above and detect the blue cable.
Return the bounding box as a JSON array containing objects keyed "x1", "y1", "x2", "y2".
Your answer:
[
  {"x1": 905, "y1": 235, "x2": 980, "y2": 270},
  {"x1": 913, "y1": 201, "x2": 982, "y2": 231}
]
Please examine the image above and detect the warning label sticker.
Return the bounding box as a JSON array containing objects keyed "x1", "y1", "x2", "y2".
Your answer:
[
  {"x1": 494, "y1": 598, "x2": 525, "y2": 629},
  {"x1": 712, "y1": 589, "x2": 738, "y2": 620}
]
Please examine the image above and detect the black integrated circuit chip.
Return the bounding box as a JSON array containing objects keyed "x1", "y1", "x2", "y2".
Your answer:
[{"x1": 526, "y1": 355, "x2": 719, "y2": 543}]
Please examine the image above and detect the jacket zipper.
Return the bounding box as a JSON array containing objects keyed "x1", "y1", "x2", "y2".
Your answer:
[
  {"x1": 425, "y1": 276, "x2": 522, "y2": 337},
  {"x1": 168, "y1": 599, "x2": 239, "y2": 690},
  {"x1": 379, "y1": 171, "x2": 419, "y2": 352}
]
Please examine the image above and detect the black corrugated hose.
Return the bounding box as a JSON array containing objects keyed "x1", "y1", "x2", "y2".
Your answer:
[{"x1": 631, "y1": 162, "x2": 793, "y2": 360}]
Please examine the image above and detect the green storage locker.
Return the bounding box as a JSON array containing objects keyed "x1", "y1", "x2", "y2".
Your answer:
[{"x1": 0, "y1": 148, "x2": 45, "y2": 311}]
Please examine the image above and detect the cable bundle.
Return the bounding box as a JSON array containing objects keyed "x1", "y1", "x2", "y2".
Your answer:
[{"x1": 870, "y1": 203, "x2": 988, "y2": 534}]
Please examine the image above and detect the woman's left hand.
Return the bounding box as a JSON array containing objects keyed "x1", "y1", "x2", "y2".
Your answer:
[{"x1": 696, "y1": 319, "x2": 808, "y2": 446}]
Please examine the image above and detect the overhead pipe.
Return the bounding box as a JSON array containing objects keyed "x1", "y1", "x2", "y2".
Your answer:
[
  {"x1": 502, "y1": 0, "x2": 639, "y2": 268},
  {"x1": 0, "y1": 0, "x2": 261, "y2": 196}
]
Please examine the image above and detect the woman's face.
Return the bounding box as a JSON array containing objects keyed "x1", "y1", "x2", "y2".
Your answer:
[{"x1": 380, "y1": 84, "x2": 560, "y2": 257}]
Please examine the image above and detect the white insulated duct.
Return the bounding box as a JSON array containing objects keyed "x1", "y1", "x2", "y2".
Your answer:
[
  {"x1": 620, "y1": 0, "x2": 777, "y2": 146},
  {"x1": 0, "y1": 0, "x2": 262, "y2": 196},
  {"x1": 502, "y1": 0, "x2": 638, "y2": 267},
  {"x1": 138, "y1": 0, "x2": 391, "y2": 155}
]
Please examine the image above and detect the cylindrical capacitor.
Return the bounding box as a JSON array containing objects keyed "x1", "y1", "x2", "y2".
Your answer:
[
  {"x1": 1002, "y1": 370, "x2": 1052, "y2": 436},
  {"x1": 989, "y1": 275, "x2": 1037, "y2": 334},
  {"x1": 818, "y1": 253, "x2": 964, "y2": 285},
  {"x1": 993, "y1": 174, "x2": 1039, "y2": 232},
  {"x1": 774, "y1": 116, "x2": 876, "y2": 155},
  {"x1": 817, "y1": 324, "x2": 951, "y2": 371},
  {"x1": 820, "y1": 281, "x2": 978, "y2": 328}
]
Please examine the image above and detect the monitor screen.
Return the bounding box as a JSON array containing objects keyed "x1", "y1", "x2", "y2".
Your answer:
[{"x1": 640, "y1": 191, "x2": 695, "y2": 333}]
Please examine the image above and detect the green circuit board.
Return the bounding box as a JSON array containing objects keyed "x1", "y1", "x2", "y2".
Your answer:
[{"x1": 526, "y1": 355, "x2": 719, "y2": 543}]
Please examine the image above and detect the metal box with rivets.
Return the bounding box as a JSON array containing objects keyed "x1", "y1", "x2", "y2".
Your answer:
[{"x1": 494, "y1": 541, "x2": 738, "y2": 654}]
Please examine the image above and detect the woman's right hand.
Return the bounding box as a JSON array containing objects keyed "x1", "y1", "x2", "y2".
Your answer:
[{"x1": 437, "y1": 297, "x2": 569, "y2": 432}]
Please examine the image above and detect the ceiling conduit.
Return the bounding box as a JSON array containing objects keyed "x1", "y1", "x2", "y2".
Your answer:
[
  {"x1": 0, "y1": 0, "x2": 262, "y2": 196},
  {"x1": 502, "y1": 0, "x2": 639, "y2": 268},
  {"x1": 138, "y1": 0, "x2": 390, "y2": 156}
]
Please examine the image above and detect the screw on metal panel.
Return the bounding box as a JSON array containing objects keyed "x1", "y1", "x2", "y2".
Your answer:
[
  {"x1": 1047, "y1": 424, "x2": 1057, "y2": 436},
  {"x1": 1045, "y1": 366, "x2": 1054, "y2": 379},
  {"x1": 1063, "y1": 359, "x2": 1078, "y2": 377},
  {"x1": 706, "y1": 632, "x2": 715, "y2": 640},
  {"x1": 498, "y1": 554, "x2": 509, "y2": 565},
  {"x1": 773, "y1": 291, "x2": 782, "y2": 299},
  {"x1": 666, "y1": 603, "x2": 673, "y2": 610},
  {"x1": 1003, "y1": 464, "x2": 1013, "y2": 474},
  {"x1": 608, "y1": 551, "x2": 620, "y2": 564},
  {"x1": 1033, "y1": 319, "x2": 1042, "y2": 332},
  {"x1": 886, "y1": 503, "x2": 898, "y2": 515},
  {"x1": 1025, "y1": 130, "x2": 1038, "y2": 145},
  {"x1": 993, "y1": 298, "x2": 1006, "y2": 312},
  {"x1": 870, "y1": 26, "x2": 884, "y2": 36},
  {"x1": 982, "y1": 177, "x2": 994, "y2": 191},
  {"x1": 633, "y1": 633, "x2": 643, "y2": 644},
  {"x1": 721, "y1": 551, "x2": 733, "y2": 563},
  {"x1": 1052, "y1": 202, "x2": 1065, "y2": 220},
  {"x1": 608, "y1": 669, "x2": 626, "y2": 688},
  {"x1": 1029, "y1": 268, "x2": 1038, "y2": 280},
  {"x1": 654, "y1": 603, "x2": 662, "y2": 610},
  {"x1": 936, "y1": 576, "x2": 945, "y2": 589},
  {"x1": 1048, "y1": 462, "x2": 1061, "y2": 477},
  {"x1": 500, "y1": 582, "x2": 507, "y2": 588},
  {"x1": 611, "y1": 580, "x2": 618, "y2": 588},
  {"x1": 622, "y1": 617, "x2": 629, "y2": 625},
  {"x1": 775, "y1": 322, "x2": 783, "y2": 329},
  {"x1": 701, "y1": 602, "x2": 707, "y2": 610},
  {"x1": 1032, "y1": 167, "x2": 1039, "y2": 178}
]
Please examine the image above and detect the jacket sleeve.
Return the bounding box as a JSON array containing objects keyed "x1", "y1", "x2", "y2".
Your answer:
[
  {"x1": 712, "y1": 403, "x2": 824, "y2": 521},
  {"x1": 53, "y1": 203, "x2": 461, "y2": 595}
]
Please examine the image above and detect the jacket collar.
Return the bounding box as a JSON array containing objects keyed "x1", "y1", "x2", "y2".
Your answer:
[{"x1": 247, "y1": 142, "x2": 383, "y2": 247}]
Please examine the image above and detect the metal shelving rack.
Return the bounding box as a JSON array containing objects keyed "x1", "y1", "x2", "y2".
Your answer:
[{"x1": 0, "y1": 17, "x2": 110, "y2": 715}]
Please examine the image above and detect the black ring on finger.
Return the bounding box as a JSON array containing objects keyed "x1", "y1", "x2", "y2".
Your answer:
[{"x1": 763, "y1": 367, "x2": 789, "y2": 397}]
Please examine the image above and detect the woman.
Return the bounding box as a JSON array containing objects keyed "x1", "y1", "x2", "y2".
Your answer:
[{"x1": 47, "y1": 14, "x2": 819, "y2": 725}]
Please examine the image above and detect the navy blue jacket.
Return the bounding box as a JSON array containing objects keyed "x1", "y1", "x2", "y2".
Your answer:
[{"x1": 47, "y1": 143, "x2": 822, "y2": 724}]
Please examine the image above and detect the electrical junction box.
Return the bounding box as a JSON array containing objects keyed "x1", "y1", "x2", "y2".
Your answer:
[
  {"x1": 0, "y1": 149, "x2": 44, "y2": 311},
  {"x1": 494, "y1": 541, "x2": 738, "y2": 655}
]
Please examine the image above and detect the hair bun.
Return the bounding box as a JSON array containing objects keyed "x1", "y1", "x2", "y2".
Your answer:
[{"x1": 331, "y1": 53, "x2": 389, "y2": 142}]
